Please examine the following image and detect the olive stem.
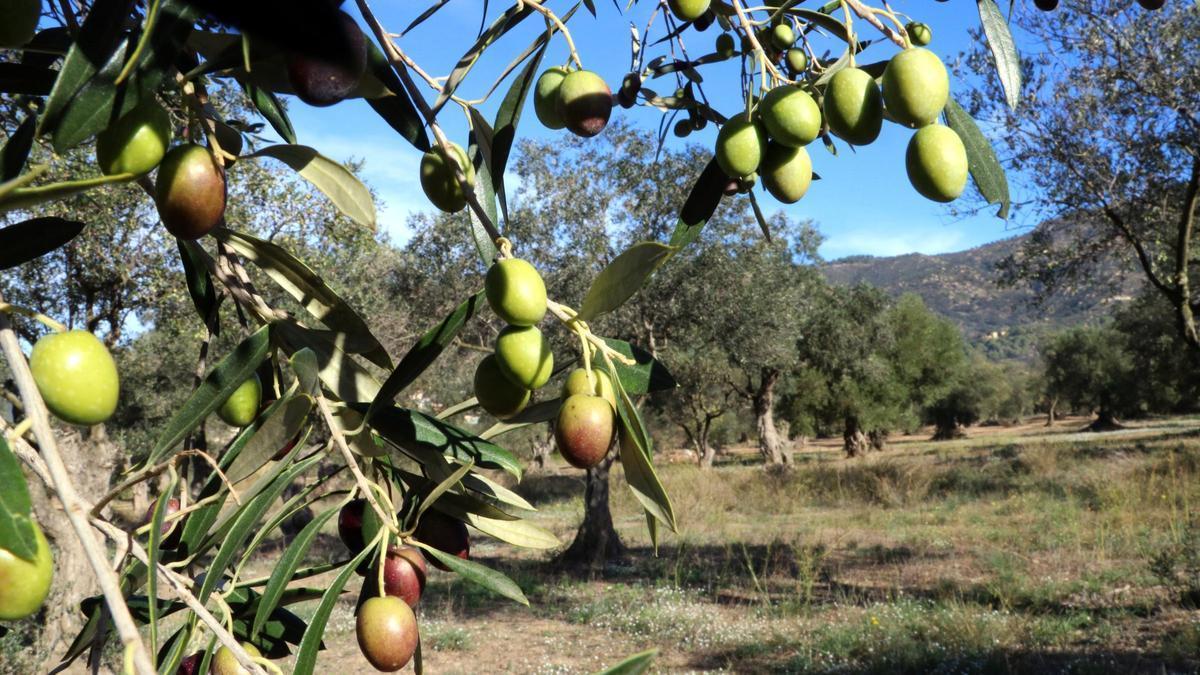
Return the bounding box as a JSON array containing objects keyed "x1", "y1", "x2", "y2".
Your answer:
[
  {"x1": 92, "y1": 448, "x2": 239, "y2": 519},
  {"x1": 843, "y1": 0, "x2": 906, "y2": 48},
  {"x1": 355, "y1": 0, "x2": 504, "y2": 244},
  {"x1": 316, "y1": 394, "x2": 402, "y2": 539},
  {"x1": 730, "y1": 0, "x2": 793, "y2": 87},
  {"x1": 519, "y1": 0, "x2": 584, "y2": 69},
  {"x1": 0, "y1": 302, "x2": 68, "y2": 332},
  {"x1": 0, "y1": 291, "x2": 157, "y2": 675},
  {"x1": 545, "y1": 299, "x2": 637, "y2": 367},
  {"x1": 92, "y1": 516, "x2": 269, "y2": 675}
]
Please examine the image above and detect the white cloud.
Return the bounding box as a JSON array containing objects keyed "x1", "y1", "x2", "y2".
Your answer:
[{"x1": 820, "y1": 226, "x2": 966, "y2": 259}]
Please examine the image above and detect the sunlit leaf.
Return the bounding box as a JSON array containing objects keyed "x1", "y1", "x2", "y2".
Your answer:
[
  {"x1": 977, "y1": 0, "x2": 1021, "y2": 111},
  {"x1": 247, "y1": 145, "x2": 376, "y2": 229},
  {"x1": 578, "y1": 242, "x2": 676, "y2": 321},
  {"x1": 944, "y1": 97, "x2": 1011, "y2": 219}
]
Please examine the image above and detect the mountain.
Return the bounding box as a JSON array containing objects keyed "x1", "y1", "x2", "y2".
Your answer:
[{"x1": 821, "y1": 234, "x2": 1139, "y2": 360}]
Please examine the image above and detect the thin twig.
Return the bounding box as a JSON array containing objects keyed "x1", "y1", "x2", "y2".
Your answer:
[
  {"x1": 0, "y1": 291, "x2": 156, "y2": 675},
  {"x1": 315, "y1": 395, "x2": 399, "y2": 537}
]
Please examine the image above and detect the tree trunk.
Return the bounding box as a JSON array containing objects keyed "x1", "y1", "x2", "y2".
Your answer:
[
  {"x1": 698, "y1": 415, "x2": 716, "y2": 469},
  {"x1": 752, "y1": 368, "x2": 786, "y2": 465},
  {"x1": 1088, "y1": 407, "x2": 1124, "y2": 432},
  {"x1": 531, "y1": 428, "x2": 553, "y2": 471},
  {"x1": 932, "y1": 419, "x2": 966, "y2": 440},
  {"x1": 1045, "y1": 397, "x2": 1057, "y2": 427},
  {"x1": 33, "y1": 427, "x2": 121, "y2": 673},
  {"x1": 843, "y1": 416, "x2": 869, "y2": 458},
  {"x1": 556, "y1": 451, "x2": 625, "y2": 570},
  {"x1": 868, "y1": 429, "x2": 888, "y2": 452}
]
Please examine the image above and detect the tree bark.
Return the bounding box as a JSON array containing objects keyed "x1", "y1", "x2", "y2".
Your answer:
[
  {"x1": 868, "y1": 429, "x2": 888, "y2": 452},
  {"x1": 932, "y1": 420, "x2": 966, "y2": 440},
  {"x1": 1045, "y1": 397, "x2": 1057, "y2": 427},
  {"x1": 1088, "y1": 407, "x2": 1124, "y2": 432},
  {"x1": 556, "y1": 451, "x2": 625, "y2": 570},
  {"x1": 530, "y1": 428, "x2": 553, "y2": 471},
  {"x1": 752, "y1": 367, "x2": 785, "y2": 465},
  {"x1": 32, "y1": 428, "x2": 121, "y2": 673},
  {"x1": 843, "y1": 416, "x2": 869, "y2": 458},
  {"x1": 697, "y1": 415, "x2": 716, "y2": 469}
]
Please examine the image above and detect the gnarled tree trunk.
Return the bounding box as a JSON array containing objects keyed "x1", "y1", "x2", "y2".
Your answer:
[
  {"x1": 556, "y1": 451, "x2": 625, "y2": 570},
  {"x1": 1088, "y1": 407, "x2": 1124, "y2": 431},
  {"x1": 1045, "y1": 397, "x2": 1058, "y2": 427},
  {"x1": 752, "y1": 367, "x2": 786, "y2": 465},
  {"x1": 843, "y1": 416, "x2": 869, "y2": 458}
]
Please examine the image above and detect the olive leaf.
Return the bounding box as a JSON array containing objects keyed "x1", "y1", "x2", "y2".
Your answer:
[
  {"x1": 977, "y1": 0, "x2": 1021, "y2": 111},
  {"x1": 577, "y1": 242, "x2": 676, "y2": 321},
  {"x1": 0, "y1": 217, "x2": 85, "y2": 270},
  {"x1": 944, "y1": 98, "x2": 1011, "y2": 219},
  {"x1": 0, "y1": 437, "x2": 38, "y2": 561},
  {"x1": 246, "y1": 145, "x2": 376, "y2": 230}
]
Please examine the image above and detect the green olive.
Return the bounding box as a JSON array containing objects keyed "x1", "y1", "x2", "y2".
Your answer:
[
  {"x1": 30, "y1": 329, "x2": 119, "y2": 426},
  {"x1": 882, "y1": 47, "x2": 949, "y2": 128},
  {"x1": 419, "y1": 142, "x2": 475, "y2": 213},
  {"x1": 217, "y1": 374, "x2": 261, "y2": 427},
  {"x1": 822, "y1": 67, "x2": 883, "y2": 145},
  {"x1": 906, "y1": 22, "x2": 932, "y2": 47},
  {"x1": 760, "y1": 142, "x2": 813, "y2": 204},
  {"x1": 494, "y1": 325, "x2": 554, "y2": 389},
  {"x1": 714, "y1": 113, "x2": 766, "y2": 178},
  {"x1": 211, "y1": 642, "x2": 263, "y2": 675},
  {"x1": 785, "y1": 49, "x2": 808, "y2": 75},
  {"x1": 534, "y1": 66, "x2": 570, "y2": 130},
  {"x1": 95, "y1": 102, "x2": 172, "y2": 176},
  {"x1": 667, "y1": 0, "x2": 710, "y2": 22},
  {"x1": 769, "y1": 23, "x2": 795, "y2": 51},
  {"x1": 0, "y1": 521, "x2": 53, "y2": 620},
  {"x1": 760, "y1": 85, "x2": 821, "y2": 147},
  {"x1": 473, "y1": 355, "x2": 530, "y2": 419},
  {"x1": 485, "y1": 258, "x2": 547, "y2": 326},
  {"x1": 905, "y1": 124, "x2": 968, "y2": 203},
  {"x1": 563, "y1": 367, "x2": 617, "y2": 410},
  {"x1": 556, "y1": 70, "x2": 612, "y2": 138}
]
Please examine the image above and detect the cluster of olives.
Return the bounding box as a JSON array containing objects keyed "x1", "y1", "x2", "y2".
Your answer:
[
  {"x1": 332, "y1": 500, "x2": 469, "y2": 671},
  {"x1": 473, "y1": 257, "x2": 551, "y2": 419},
  {"x1": 534, "y1": 66, "x2": 614, "y2": 137},
  {"x1": 662, "y1": 2, "x2": 969, "y2": 204},
  {"x1": 94, "y1": 101, "x2": 232, "y2": 239}
]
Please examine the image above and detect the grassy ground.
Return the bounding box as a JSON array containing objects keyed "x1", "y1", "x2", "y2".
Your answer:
[
  {"x1": 242, "y1": 414, "x2": 1200, "y2": 674},
  {"x1": 13, "y1": 415, "x2": 1200, "y2": 673}
]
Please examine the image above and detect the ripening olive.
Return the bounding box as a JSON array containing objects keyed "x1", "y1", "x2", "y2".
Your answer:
[
  {"x1": 362, "y1": 546, "x2": 428, "y2": 608},
  {"x1": 0, "y1": 0, "x2": 40, "y2": 48},
  {"x1": 906, "y1": 21, "x2": 932, "y2": 46},
  {"x1": 211, "y1": 642, "x2": 262, "y2": 675},
  {"x1": 155, "y1": 144, "x2": 226, "y2": 240},
  {"x1": 494, "y1": 325, "x2": 554, "y2": 390},
  {"x1": 485, "y1": 258, "x2": 547, "y2": 326},
  {"x1": 556, "y1": 70, "x2": 613, "y2": 137},
  {"x1": 534, "y1": 66, "x2": 570, "y2": 130},
  {"x1": 0, "y1": 521, "x2": 53, "y2": 621},
  {"x1": 760, "y1": 85, "x2": 821, "y2": 147},
  {"x1": 30, "y1": 329, "x2": 119, "y2": 426},
  {"x1": 1137, "y1": 0, "x2": 1164, "y2": 8},
  {"x1": 563, "y1": 367, "x2": 617, "y2": 410},
  {"x1": 667, "y1": 0, "x2": 710, "y2": 22},
  {"x1": 356, "y1": 596, "x2": 419, "y2": 672},
  {"x1": 474, "y1": 355, "x2": 530, "y2": 419},
  {"x1": 555, "y1": 394, "x2": 615, "y2": 469},
  {"x1": 95, "y1": 102, "x2": 172, "y2": 176},
  {"x1": 284, "y1": 11, "x2": 367, "y2": 107},
  {"x1": 1033, "y1": 0, "x2": 1057, "y2": 9},
  {"x1": 882, "y1": 47, "x2": 949, "y2": 128},
  {"x1": 785, "y1": 48, "x2": 808, "y2": 74},
  {"x1": 905, "y1": 124, "x2": 968, "y2": 203},
  {"x1": 673, "y1": 118, "x2": 692, "y2": 138},
  {"x1": 419, "y1": 141, "x2": 475, "y2": 213},
  {"x1": 413, "y1": 510, "x2": 470, "y2": 570},
  {"x1": 823, "y1": 67, "x2": 883, "y2": 145},
  {"x1": 217, "y1": 374, "x2": 261, "y2": 428},
  {"x1": 760, "y1": 142, "x2": 813, "y2": 204},
  {"x1": 714, "y1": 113, "x2": 766, "y2": 178}
]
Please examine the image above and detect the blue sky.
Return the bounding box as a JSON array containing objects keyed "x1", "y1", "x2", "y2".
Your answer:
[{"x1": 281, "y1": 2, "x2": 1028, "y2": 260}]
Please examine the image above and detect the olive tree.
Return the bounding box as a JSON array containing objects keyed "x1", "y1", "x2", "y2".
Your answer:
[
  {"x1": 969, "y1": 2, "x2": 1200, "y2": 350},
  {"x1": 0, "y1": 0, "x2": 1022, "y2": 672}
]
